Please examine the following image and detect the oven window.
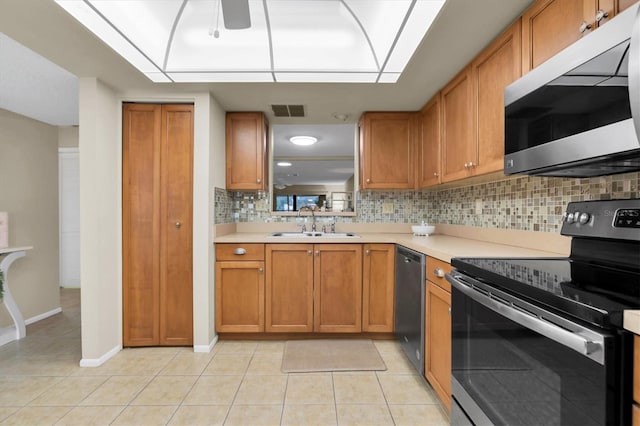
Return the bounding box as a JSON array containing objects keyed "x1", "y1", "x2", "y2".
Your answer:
[{"x1": 452, "y1": 288, "x2": 614, "y2": 426}]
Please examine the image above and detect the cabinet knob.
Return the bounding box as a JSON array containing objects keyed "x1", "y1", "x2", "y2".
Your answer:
[
  {"x1": 595, "y1": 9, "x2": 609, "y2": 22},
  {"x1": 175, "y1": 221, "x2": 182, "y2": 229},
  {"x1": 315, "y1": 251, "x2": 320, "y2": 256},
  {"x1": 233, "y1": 248, "x2": 247, "y2": 255},
  {"x1": 448, "y1": 307, "x2": 451, "y2": 316},
  {"x1": 579, "y1": 20, "x2": 593, "y2": 33},
  {"x1": 258, "y1": 267, "x2": 263, "y2": 273},
  {"x1": 433, "y1": 172, "x2": 438, "y2": 177},
  {"x1": 365, "y1": 250, "x2": 370, "y2": 256},
  {"x1": 257, "y1": 178, "x2": 261, "y2": 183},
  {"x1": 308, "y1": 250, "x2": 312, "y2": 256},
  {"x1": 366, "y1": 178, "x2": 371, "y2": 183},
  {"x1": 464, "y1": 162, "x2": 469, "y2": 169},
  {"x1": 434, "y1": 267, "x2": 445, "y2": 278}
]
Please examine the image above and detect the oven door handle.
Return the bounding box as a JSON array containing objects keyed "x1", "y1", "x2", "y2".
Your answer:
[{"x1": 449, "y1": 274, "x2": 606, "y2": 365}]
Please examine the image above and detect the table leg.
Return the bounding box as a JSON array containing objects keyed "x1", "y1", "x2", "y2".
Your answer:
[{"x1": 0, "y1": 251, "x2": 27, "y2": 340}]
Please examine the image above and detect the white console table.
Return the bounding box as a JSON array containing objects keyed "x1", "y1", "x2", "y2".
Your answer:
[{"x1": 0, "y1": 246, "x2": 33, "y2": 346}]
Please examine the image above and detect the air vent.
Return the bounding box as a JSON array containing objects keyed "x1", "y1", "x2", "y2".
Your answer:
[{"x1": 271, "y1": 104, "x2": 305, "y2": 117}]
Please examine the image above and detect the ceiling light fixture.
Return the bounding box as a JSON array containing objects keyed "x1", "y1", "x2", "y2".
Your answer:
[
  {"x1": 277, "y1": 161, "x2": 292, "y2": 167},
  {"x1": 54, "y1": 0, "x2": 446, "y2": 83},
  {"x1": 290, "y1": 136, "x2": 317, "y2": 146}
]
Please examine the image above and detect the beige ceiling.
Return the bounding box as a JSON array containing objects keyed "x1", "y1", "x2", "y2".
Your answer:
[{"x1": 0, "y1": 0, "x2": 535, "y2": 125}]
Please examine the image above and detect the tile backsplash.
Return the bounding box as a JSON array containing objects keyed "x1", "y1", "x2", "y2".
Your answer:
[{"x1": 214, "y1": 171, "x2": 640, "y2": 233}]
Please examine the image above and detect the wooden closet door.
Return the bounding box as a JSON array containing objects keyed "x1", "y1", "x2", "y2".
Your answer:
[
  {"x1": 123, "y1": 104, "x2": 161, "y2": 346},
  {"x1": 123, "y1": 103, "x2": 193, "y2": 347},
  {"x1": 159, "y1": 105, "x2": 193, "y2": 346}
]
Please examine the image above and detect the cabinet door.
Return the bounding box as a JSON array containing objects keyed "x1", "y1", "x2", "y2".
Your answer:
[
  {"x1": 360, "y1": 112, "x2": 415, "y2": 189},
  {"x1": 215, "y1": 261, "x2": 265, "y2": 332},
  {"x1": 159, "y1": 105, "x2": 194, "y2": 346},
  {"x1": 225, "y1": 112, "x2": 267, "y2": 190},
  {"x1": 441, "y1": 66, "x2": 474, "y2": 183},
  {"x1": 265, "y1": 244, "x2": 314, "y2": 332},
  {"x1": 362, "y1": 244, "x2": 395, "y2": 332},
  {"x1": 417, "y1": 95, "x2": 441, "y2": 188},
  {"x1": 425, "y1": 280, "x2": 452, "y2": 411},
  {"x1": 472, "y1": 19, "x2": 521, "y2": 177},
  {"x1": 314, "y1": 244, "x2": 363, "y2": 333},
  {"x1": 521, "y1": 0, "x2": 587, "y2": 73},
  {"x1": 617, "y1": 0, "x2": 639, "y2": 13}
]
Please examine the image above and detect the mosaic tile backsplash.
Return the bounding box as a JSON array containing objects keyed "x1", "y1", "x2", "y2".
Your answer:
[{"x1": 214, "y1": 171, "x2": 640, "y2": 234}]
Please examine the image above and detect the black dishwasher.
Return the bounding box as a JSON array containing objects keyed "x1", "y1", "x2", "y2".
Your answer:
[{"x1": 394, "y1": 245, "x2": 426, "y2": 375}]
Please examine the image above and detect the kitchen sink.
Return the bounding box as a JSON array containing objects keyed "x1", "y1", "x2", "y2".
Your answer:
[{"x1": 269, "y1": 232, "x2": 360, "y2": 238}]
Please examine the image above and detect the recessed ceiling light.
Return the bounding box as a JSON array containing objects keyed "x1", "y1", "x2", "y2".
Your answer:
[
  {"x1": 290, "y1": 136, "x2": 317, "y2": 146},
  {"x1": 277, "y1": 161, "x2": 292, "y2": 167}
]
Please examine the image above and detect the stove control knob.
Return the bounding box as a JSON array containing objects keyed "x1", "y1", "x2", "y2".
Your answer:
[
  {"x1": 578, "y1": 212, "x2": 591, "y2": 225},
  {"x1": 566, "y1": 212, "x2": 575, "y2": 223}
]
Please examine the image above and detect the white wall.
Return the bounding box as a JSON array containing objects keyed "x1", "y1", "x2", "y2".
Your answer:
[
  {"x1": 78, "y1": 78, "x2": 122, "y2": 364},
  {"x1": 77, "y1": 82, "x2": 225, "y2": 363},
  {"x1": 0, "y1": 108, "x2": 60, "y2": 327}
]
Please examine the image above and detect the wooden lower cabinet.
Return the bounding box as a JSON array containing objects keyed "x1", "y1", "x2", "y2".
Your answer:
[
  {"x1": 314, "y1": 244, "x2": 363, "y2": 332},
  {"x1": 425, "y1": 257, "x2": 453, "y2": 411},
  {"x1": 634, "y1": 336, "x2": 640, "y2": 425},
  {"x1": 362, "y1": 244, "x2": 395, "y2": 332},
  {"x1": 215, "y1": 244, "x2": 265, "y2": 332},
  {"x1": 265, "y1": 244, "x2": 314, "y2": 332},
  {"x1": 263, "y1": 243, "x2": 364, "y2": 333}
]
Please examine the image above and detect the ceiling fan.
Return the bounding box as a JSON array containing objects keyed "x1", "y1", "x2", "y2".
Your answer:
[{"x1": 221, "y1": 0, "x2": 251, "y2": 29}]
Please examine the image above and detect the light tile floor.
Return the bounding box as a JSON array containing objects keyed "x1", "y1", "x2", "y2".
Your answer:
[{"x1": 0, "y1": 289, "x2": 450, "y2": 425}]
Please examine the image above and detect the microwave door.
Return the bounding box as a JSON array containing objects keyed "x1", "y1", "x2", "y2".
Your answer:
[{"x1": 630, "y1": 4, "x2": 640, "y2": 142}]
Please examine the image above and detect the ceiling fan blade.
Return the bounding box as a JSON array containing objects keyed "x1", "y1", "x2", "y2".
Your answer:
[{"x1": 221, "y1": 0, "x2": 251, "y2": 30}]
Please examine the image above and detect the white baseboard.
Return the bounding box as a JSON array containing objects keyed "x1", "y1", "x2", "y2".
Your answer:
[
  {"x1": 193, "y1": 335, "x2": 218, "y2": 353},
  {"x1": 0, "y1": 326, "x2": 17, "y2": 346},
  {"x1": 79, "y1": 344, "x2": 122, "y2": 367},
  {"x1": 25, "y1": 307, "x2": 62, "y2": 325}
]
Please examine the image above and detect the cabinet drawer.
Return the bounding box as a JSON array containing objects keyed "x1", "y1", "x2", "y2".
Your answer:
[
  {"x1": 216, "y1": 243, "x2": 265, "y2": 261},
  {"x1": 427, "y1": 257, "x2": 452, "y2": 292}
]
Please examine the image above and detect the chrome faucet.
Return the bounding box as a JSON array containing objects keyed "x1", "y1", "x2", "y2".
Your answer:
[{"x1": 298, "y1": 205, "x2": 317, "y2": 232}]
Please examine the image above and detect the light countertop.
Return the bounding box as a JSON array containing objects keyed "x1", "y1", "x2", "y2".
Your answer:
[
  {"x1": 624, "y1": 311, "x2": 640, "y2": 335},
  {"x1": 214, "y1": 232, "x2": 565, "y2": 263}
]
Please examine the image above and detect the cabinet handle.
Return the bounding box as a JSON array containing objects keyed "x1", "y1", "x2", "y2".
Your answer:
[
  {"x1": 469, "y1": 162, "x2": 475, "y2": 168},
  {"x1": 595, "y1": 9, "x2": 608, "y2": 22},
  {"x1": 464, "y1": 162, "x2": 469, "y2": 169},
  {"x1": 233, "y1": 248, "x2": 247, "y2": 255},
  {"x1": 365, "y1": 250, "x2": 370, "y2": 256},
  {"x1": 257, "y1": 178, "x2": 261, "y2": 183},
  {"x1": 448, "y1": 307, "x2": 451, "y2": 316},
  {"x1": 308, "y1": 250, "x2": 312, "y2": 256},
  {"x1": 175, "y1": 221, "x2": 182, "y2": 229},
  {"x1": 315, "y1": 251, "x2": 320, "y2": 256},
  {"x1": 258, "y1": 267, "x2": 263, "y2": 273},
  {"x1": 366, "y1": 178, "x2": 371, "y2": 183},
  {"x1": 434, "y1": 267, "x2": 445, "y2": 278},
  {"x1": 433, "y1": 172, "x2": 438, "y2": 177},
  {"x1": 579, "y1": 20, "x2": 593, "y2": 33}
]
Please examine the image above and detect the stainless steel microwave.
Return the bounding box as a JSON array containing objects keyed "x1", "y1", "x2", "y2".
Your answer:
[{"x1": 504, "y1": 4, "x2": 640, "y2": 177}]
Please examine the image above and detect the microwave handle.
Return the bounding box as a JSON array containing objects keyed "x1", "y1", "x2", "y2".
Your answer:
[
  {"x1": 629, "y1": 4, "x2": 640, "y2": 139},
  {"x1": 448, "y1": 274, "x2": 606, "y2": 366}
]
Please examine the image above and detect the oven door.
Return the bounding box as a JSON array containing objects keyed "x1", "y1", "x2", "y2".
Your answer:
[{"x1": 448, "y1": 272, "x2": 622, "y2": 426}]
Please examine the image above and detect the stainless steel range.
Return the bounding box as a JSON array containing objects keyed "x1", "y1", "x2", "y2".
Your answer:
[{"x1": 447, "y1": 199, "x2": 640, "y2": 426}]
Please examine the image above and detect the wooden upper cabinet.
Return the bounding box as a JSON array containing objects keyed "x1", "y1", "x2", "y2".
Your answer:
[
  {"x1": 472, "y1": 19, "x2": 522, "y2": 176},
  {"x1": 417, "y1": 95, "x2": 441, "y2": 188},
  {"x1": 225, "y1": 112, "x2": 268, "y2": 190},
  {"x1": 314, "y1": 244, "x2": 363, "y2": 333},
  {"x1": 265, "y1": 244, "x2": 314, "y2": 333},
  {"x1": 441, "y1": 65, "x2": 474, "y2": 183},
  {"x1": 521, "y1": 0, "x2": 586, "y2": 73},
  {"x1": 521, "y1": 0, "x2": 638, "y2": 74},
  {"x1": 362, "y1": 244, "x2": 395, "y2": 332},
  {"x1": 359, "y1": 112, "x2": 415, "y2": 189}
]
